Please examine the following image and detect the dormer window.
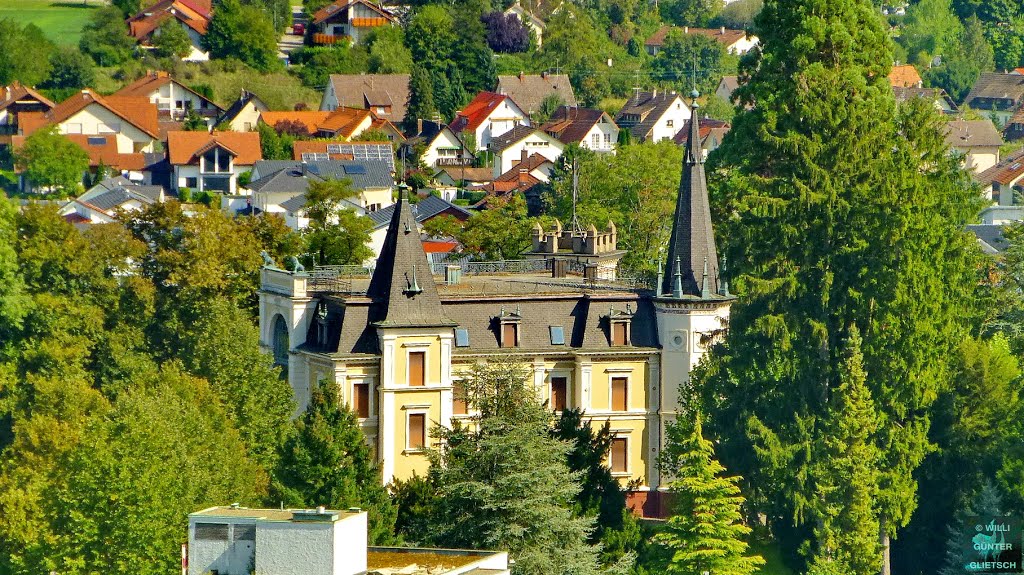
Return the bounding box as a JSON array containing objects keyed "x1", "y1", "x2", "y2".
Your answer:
[
  {"x1": 201, "y1": 145, "x2": 232, "y2": 173},
  {"x1": 606, "y1": 304, "x2": 634, "y2": 347},
  {"x1": 498, "y1": 305, "x2": 522, "y2": 348},
  {"x1": 315, "y1": 304, "x2": 330, "y2": 348}
]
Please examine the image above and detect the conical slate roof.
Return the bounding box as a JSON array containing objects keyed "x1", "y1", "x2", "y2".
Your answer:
[
  {"x1": 661, "y1": 102, "x2": 720, "y2": 298},
  {"x1": 367, "y1": 190, "x2": 454, "y2": 327}
]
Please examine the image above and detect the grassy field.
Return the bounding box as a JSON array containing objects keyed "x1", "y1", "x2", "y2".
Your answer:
[{"x1": 0, "y1": 0, "x2": 100, "y2": 45}]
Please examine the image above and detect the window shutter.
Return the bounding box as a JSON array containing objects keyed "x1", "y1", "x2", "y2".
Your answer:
[
  {"x1": 453, "y1": 381, "x2": 467, "y2": 415},
  {"x1": 502, "y1": 323, "x2": 517, "y2": 348},
  {"x1": 409, "y1": 413, "x2": 426, "y2": 449},
  {"x1": 354, "y1": 383, "x2": 369, "y2": 418},
  {"x1": 611, "y1": 438, "x2": 628, "y2": 473},
  {"x1": 612, "y1": 322, "x2": 627, "y2": 346},
  {"x1": 611, "y1": 377, "x2": 628, "y2": 411},
  {"x1": 551, "y1": 377, "x2": 567, "y2": 411},
  {"x1": 409, "y1": 352, "x2": 425, "y2": 386}
]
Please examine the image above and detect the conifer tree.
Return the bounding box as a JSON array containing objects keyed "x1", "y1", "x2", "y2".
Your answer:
[
  {"x1": 703, "y1": 0, "x2": 981, "y2": 568},
  {"x1": 275, "y1": 379, "x2": 397, "y2": 544},
  {"x1": 939, "y1": 482, "x2": 1006, "y2": 575},
  {"x1": 655, "y1": 408, "x2": 764, "y2": 575},
  {"x1": 405, "y1": 65, "x2": 437, "y2": 132}
]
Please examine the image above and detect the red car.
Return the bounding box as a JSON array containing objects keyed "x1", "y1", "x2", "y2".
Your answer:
[{"x1": 292, "y1": 23, "x2": 305, "y2": 35}]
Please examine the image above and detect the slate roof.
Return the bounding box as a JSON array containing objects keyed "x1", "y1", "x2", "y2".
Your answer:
[
  {"x1": 540, "y1": 106, "x2": 613, "y2": 145},
  {"x1": 249, "y1": 159, "x2": 394, "y2": 189},
  {"x1": 166, "y1": 131, "x2": 262, "y2": 165},
  {"x1": 497, "y1": 74, "x2": 577, "y2": 116},
  {"x1": 615, "y1": 91, "x2": 684, "y2": 142},
  {"x1": 248, "y1": 166, "x2": 324, "y2": 193},
  {"x1": 965, "y1": 73, "x2": 1024, "y2": 109},
  {"x1": 367, "y1": 194, "x2": 471, "y2": 229},
  {"x1": 889, "y1": 64, "x2": 923, "y2": 88},
  {"x1": 217, "y1": 90, "x2": 269, "y2": 126},
  {"x1": 945, "y1": 119, "x2": 1004, "y2": 149},
  {"x1": 967, "y1": 224, "x2": 1010, "y2": 254},
  {"x1": 488, "y1": 124, "x2": 543, "y2": 152},
  {"x1": 279, "y1": 194, "x2": 310, "y2": 212},
  {"x1": 645, "y1": 25, "x2": 748, "y2": 49},
  {"x1": 326, "y1": 74, "x2": 410, "y2": 120}
]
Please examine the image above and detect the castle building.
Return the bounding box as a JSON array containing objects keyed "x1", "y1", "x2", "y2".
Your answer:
[{"x1": 258, "y1": 100, "x2": 732, "y2": 516}]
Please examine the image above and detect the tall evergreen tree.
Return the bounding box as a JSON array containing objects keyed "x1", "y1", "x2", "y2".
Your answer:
[
  {"x1": 939, "y1": 482, "x2": 1006, "y2": 575},
  {"x1": 405, "y1": 65, "x2": 437, "y2": 131},
  {"x1": 655, "y1": 408, "x2": 764, "y2": 575},
  {"x1": 703, "y1": 0, "x2": 981, "y2": 570},
  {"x1": 275, "y1": 379, "x2": 397, "y2": 544}
]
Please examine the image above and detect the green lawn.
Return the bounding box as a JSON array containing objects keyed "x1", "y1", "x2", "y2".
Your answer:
[{"x1": 0, "y1": 0, "x2": 101, "y2": 45}]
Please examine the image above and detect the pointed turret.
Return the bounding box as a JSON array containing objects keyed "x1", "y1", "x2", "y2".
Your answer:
[
  {"x1": 661, "y1": 94, "x2": 720, "y2": 298},
  {"x1": 368, "y1": 188, "x2": 453, "y2": 326}
]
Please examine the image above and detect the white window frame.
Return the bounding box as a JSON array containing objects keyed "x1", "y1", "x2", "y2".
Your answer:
[
  {"x1": 350, "y1": 378, "x2": 373, "y2": 420},
  {"x1": 547, "y1": 371, "x2": 571, "y2": 413},
  {"x1": 404, "y1": 408, "x2": 430, "y2": 452},
  {"x1": 404, "y1": 343, "x2": 431, "y2": 387},
  {"x1": 609, "y1": 433, "x2": 630, "y2": 476},
  {"x1": 605, "y1": 368, "x2": 634, "y2": 413}
]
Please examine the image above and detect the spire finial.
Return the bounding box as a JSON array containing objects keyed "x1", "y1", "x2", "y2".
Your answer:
[
  {"x1": 720, "y1": 254, "x2": 730, "y2": 297},
  {"x1": 672, "y1": 256, "x2": 683, "y2": 299},
  {"x1": 701, "y1": 255, "x2": 710, "y2": 298}
]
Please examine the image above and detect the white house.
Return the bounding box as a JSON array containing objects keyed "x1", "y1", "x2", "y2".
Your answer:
[
  {"x1": 945, "y1": 119, "x2": 1004, "y2": 173},
  {"x1": 127, "y1": 0, "x2": 212, "y2": 62},
  {"x1": 614, "y1": 90, "x2": 691, "y2": 143},
  {"x1": 113, "y1": 70, "x2": 223, "y2": 127},
  {"x1": 451, "y1": 92, "x2": 530, "y2": 151},
  {"x1": 645, "y1": 26, "x2": 758, "y2": 56},
  {"x1": 310, "y1": 0, "x2": 397, "y2": 46},
  {"x1": 488, "y1": 125, "x2": 565, "y2": 177},
  {"x1": 18, "y1": 89, "x2": 160, "y2": 155},
  {"x1": 167, "y1": 131, "x2": 263, "y2": 194},
  {"x1": 541, "y1": 106, "x2": 618, "y2": 153},
  {"x1": 57, "y1": 176, "x2": 164, "y2": 226},
  {"x1": 404, "y1": 121, "x2": 473, "y2": 169},
  {"x1": 218, "y1": 90, "x2": 270, "y2": 132}
]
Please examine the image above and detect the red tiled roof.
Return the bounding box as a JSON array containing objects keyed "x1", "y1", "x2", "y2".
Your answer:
[
  {"x1": 494, "y1": 153, "x2": 550, "y2": 182},
  {"x1": 166, "y1": 131, "x2": 262, "y2": 165},
  {"x1": 889, "y1": 65, "x2": 923, "y2": 88},
  {"x1": 260, "y1": 110, "x2": 332, "y2": 135},
  {"x1": 63, "y1": 213, "x2": 91, "y2": 224},
  {"x1": 22, "y1": 89, "x2": 159, "y2": 138},
  {"x1": 11, "y1": 134, "x2": 146, "y2": 171},
  {"x1": 128, "y1": 0, "x2": 210, "y2": 40},
  {"x1": 452, "y1": 92, "x2": 508, "y2": 133},
  {"x1": 422, "y1": 240, "x2": 458, "y2": 254},
  {"x1": 977, "y1": 149, "x2": 1024, "y2": 186},
  {"x1": 312, "y1": 0, "x2": 395, "y2": 24},
  {"x1": 645, "y1": 25, "x2": 748, "y2": 48},
  {"x1": 672, "y1": 118, "x2": 731, "y2": 145},
  {"x1": 0, "y1": 82, "x2": 55, "y2": 113}
]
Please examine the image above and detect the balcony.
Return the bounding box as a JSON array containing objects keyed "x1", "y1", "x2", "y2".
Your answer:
[
  {"x1": 313, "y1": 33, "x2": 351, "y2": 45},
  {"x1": 435, "y1": 157, "x2": 472, "y2": 167}
]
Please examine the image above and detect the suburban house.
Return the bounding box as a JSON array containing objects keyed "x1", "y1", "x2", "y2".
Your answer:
[
  {"x1": 432, "y1": 166, "x2": 494, "y2": 200},
  {"x1": 402, "y1": 121, "x2": 473, "y2": 170},
  {"x1": 472, "y1": 152, "x2": 555, "y2": 214},
  {"x1": 166, "y1": 130, "x2": 262, "y2": 194},
  {"x1": 893, "y1": 86, "x2": 957, "y2": 114},
  {"x1": 488, "y1": 124, "x2": 564, "y2": 177},
  {"x1": 248, "y1": 159, "x2": 394, "y2": 226},
  {"x1": 964, "y1": 72, "x2": 1024, "y2": 126},
  {"x1": 0, "y1": 83, "x2": 53, "y2": 145},
  {"x1": 256, "y1": 103, "x2": 730, "y2": 518},
  {"x1": 496, "y1": 73, "x2": 577, "y2": 119},
  {"x1": 367, "y1": 194, "x2": 471, "y2": 257},
  {"x1": 889, "y1": 64, "x2": 923, "y2": 88},
  {"x1": 217, "y1": 90, "x2": 270, "y2": 132},
  {"x1": 944, "y1": 119, "x2": 1003, "y2": 172},
  {"x1": 292, "y1": 140, "x2": 395, "y2": 172},
  {"x1": 672, "y1": 117, "x2": 730, "y2": 157},
  {"x1": 450, "y1": 91, "x2": 530, "y2": 151},
  {"x1": 503, "y1": 1, "x2": 545, "y2": 47},
  {"x1": 615, "y1": 90, "x2": 690, "y2": 143},
  {"x1": 113, "y1": 70, "x2": 222, "y2": 130},
  {"x1": 259, "y1": 108, "x2": 400, "y2": 140},
  {"x1": 541, "y1": 106, "x2": 618, "y2": 153},
  {"x1": 975, "y1": 148, "x2": 1024, "y2": 226},
  {"x1": 967, "y1": 224, "x2": 1010, "y2": 254},
  {"x1": 57, "y1": 176, "x2": 163, "y2": 226},
  {"x1": 18, "y1": 89, "x2": 160, "y2": 154},
  {"x1": 310, "y1": 0, "x2": 397, "y2": 45},
  {"x1": 188, "y1": 506, "x2": 509, "y2": 575},
  {"x1": 127, "y1": 0, "x2": 211, "y2": 61},
  {"x1": 715, "y1": 75, "x2": 739, "y2": 102},
  {"x1": 320, "y1": 74, "x2": 410, "y2": 124},
  {"x1": 644, "y1": 26, "x2": 758, "y2": 56}
]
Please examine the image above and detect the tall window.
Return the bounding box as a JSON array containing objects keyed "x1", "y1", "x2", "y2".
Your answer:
[
  {"x1": 591, "y1": 133, "x2": 600, "y2": 148},
  {"x1": 272, "y1": 315, "x2": 289, "y2": 372},
  {"x1": 610, "y1": 437, "x2": 628, "y2": 473},
  {"x1": 612, "y1": 322, "x2": 628, "y2": 346},
  {"x1": 202, "y1": 147, "x2": 231, "y2": 173},
  {"x1": 408, "y1": 413, "x2": 426, "y2": 450},
  {"x1": 611, "y1": 377, "x2": 628, "y2": 411},
  {"x1": 353, "y1": 382, "x2": 369, "y2": 418},
  {"x1": 501, "y1": 323, "x2": 518, "y2": 348},
  {"x1": 551, "y1": 377, "x2": 567, "y2": 412},
  {"x1": 453, "y1": 381, "x2": 467, "y2": 415},
  {"x1": 409, "y1": 351, "x2": 426, "y2": 386}
]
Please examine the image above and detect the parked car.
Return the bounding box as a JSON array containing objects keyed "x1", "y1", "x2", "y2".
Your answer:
[{"x1": 292, "y1": 23, "x2": 305, "y2": 35}]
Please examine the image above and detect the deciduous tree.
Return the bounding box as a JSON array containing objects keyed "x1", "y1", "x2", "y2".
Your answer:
[{"x1": 15, "y1": 126, "x2": 89, "y2": 197}]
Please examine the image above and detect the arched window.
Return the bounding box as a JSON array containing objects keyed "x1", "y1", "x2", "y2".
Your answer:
[{"x1": 272, "y1": 315, "x2": 289, "y2": 373}]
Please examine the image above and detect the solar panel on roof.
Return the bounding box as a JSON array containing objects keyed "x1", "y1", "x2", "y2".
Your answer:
[
  {"x1": 302, "y1": 153, "x2": 329, "y2": 162},
  {"x1": 343, "y1": 164, "x2": 367, "y2": 174},
  {"x1": 326, "y1": 144, "x2": 344, "y2": 154}
]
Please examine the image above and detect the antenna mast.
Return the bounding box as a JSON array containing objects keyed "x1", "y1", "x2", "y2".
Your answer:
[{"x1": 569, "y1": 156, "x2": 584, "y2": 236}]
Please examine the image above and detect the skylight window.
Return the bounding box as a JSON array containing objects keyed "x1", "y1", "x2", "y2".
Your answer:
[
  {"x1": 455, "y1": 328, "x2": 470, "y2": 347},
  {"x1": 343, "y1": 164, "x2": 367, "y2": 175},
  {"x1": 549, "y1": 326, "x2": 565, "y2": 345}
]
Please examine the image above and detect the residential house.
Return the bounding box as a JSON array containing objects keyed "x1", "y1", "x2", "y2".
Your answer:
[
  {"x1": 976, "y1": 148, "x2": 1024, "y2": 216},
  {"x1": 11, "y1": 133, "x2": 150, "y2": 193},
  {"x1": 496, "y1": 73, "x2": 577, "y2": 119},
  {"x1": 260, "y1": 107, "x2": 399, "y2": 140},
  {"x1": 540, "y1": 106, "x2": 618, "y2": 153},
  {"x1": 401, "y1": 120, "x2": 473, "y2": 170},
  {"x1": 320, "y1": 74, "x2": 410, "y2": 124},
  {"x1": 450, "y1": 92, "x2": 530, "y2": 151},
  {"x1": 967, "y1": 224, "x2": 1010, "y2": 254},
  {"x1": 166, "y1": 130, "x2": 262, "y2": 194},
  {"x1": 715, "y1": 75, "x2": 739, "y2": 103},
  {"x1": 945, "y1": 119, "x2": 1003, "y2": 173},
  {"x1": 432, "y1": 166, "x2": 494, "y2": 201},
  {"x1": 293, "y1": 140, "x2": 395, "y2": 172},
  {"x1": 310, "y1": 0, "x2": 397, "y2": 45},
  {"x1": 18, "y1": 89, "x2": 160, "y2": 154},
  {"x1": 127, "y1": 0, "x2": 211, "y2": 61},
  {"x1": 367, "y1": 194, "x2": 471, "y2": 257},
  {"x1": 615, "y1": 90, "x2": 690, "y2": 143},
  {"x1": 893, "y1": 86, "x2": 957, "y2": 114},
  {"x1": 256, "y1": 104, "x2": 730, "y2": 518},
  {"x1": 472, "y1": 152, "x2": 555, "y2": 214},
  {"x1": 113, "y1": 70, "x2": 223, "y2": 130},
  {"x1": 218, "y1": 90, "x2": 270, "y2": 132},
  {"x1": 0, "y1": 83, "x2": 54, "y2": 145},
  {"x1": 672, "y1": 117, "x2": 730, "y2": 157},
  {"x1": 57, "y1": 176, "x2": 163, "y2": 226},
  {"x1": 644, "y1": 26, "x2": 758, "y2": 56},
  {"x1": 889, "y1": 64, "x2": 923, "y2": 88},
  {"x1": 964, "y1": 72, "x2": 1024, "y2": 126},
  {"x1": 248, "y1": 159, "x2": 393, "y2": 228},
  {"x1": 503, "y1": 2, "x2": 545, "y2": 48},
  {"x1": 488, "y1": 124, "x2": 564, "y2": 178},
  {"x1": 188, "y1": 506, "x2": 509, "y2": 575}
]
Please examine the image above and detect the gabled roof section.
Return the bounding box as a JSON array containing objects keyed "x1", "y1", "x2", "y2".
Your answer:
[
  {"x1": 114, "y1": 70, "x2": 223, "y2": 113},
  {"x1": 496, "y1": 74, "x2": 577, "y2": 116},
  {"x1": 945, "y1": 119, "x2": 1004, "y2": 149},
  {"x1": 312, "y1": 0, "x2": 396, "y2": 24},
  {"x1": 672, "y1": 117, "x2": 730, "y2": 146},
  {"x1": 24, "y1": 89, "x2": 159, "y2": 138},
  {"x1": 662, "y1": 100, "x2": 721, "y2": 299},
  {"x1": 645, "y1": 25, "x2": 748, "y2": 48},
  {"x1": 327, "y1": 74, "x2": 410, "y2": 120},
  {"x1": 451, "y1": 92, "x2": 516, "y2": 134},
  {"x1": 488, "y1": 124, "x2": 547, "y2": 152},
  {"x1": 166, "y1": 131, "x2": 262, "y2": 165},
  {"x1": 615, "y1": 90, "x2": 684, "y2": 141},
  {"x1": 976, "y1": 149, "x2": 1024, "y2": 186},
  {"x1": 367, "y1": 190, "x2": 454, "y2": 327},
  {"x1": 367, "y1": 194, "x2": 471, "y2": 229},
  {"x1": 0, "y1": 82, "x2": 54, "y2": 113},
  {"x1": 965, "y1": 73, "x2": 1024, "y2": 107},
  {"x1": 260, "y1": 110, "x2": 333, "y2": 135},
  {"x1": 888, "y1": 64, "x2": 923, "y2": 88},
  {"x1": 128, "y1": 0, "x2": 211, "y2": 39},
  {"x1": 540, "y1": 106, "x2": 612, "y2": 144},
  {"x1": 218, "y1": 90, "x2": 269, "y2": 125}
]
